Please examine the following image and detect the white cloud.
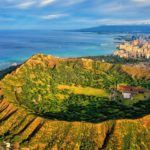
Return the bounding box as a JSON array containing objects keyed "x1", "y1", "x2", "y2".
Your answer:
[
  {"x1": 39, "y1": 0, "x2": 55, "y2": 7},
  {"x1": 95, "y1": 19, "x2": 150, "y2": 25},
  {"x1": 132, "y1": 0, "x2": 149, "y2": 2},
  {"x1": 16, "y1": 1, "x2": 36, "y2": 9},
  {"x1": 131, "y1": 0, "x2": 150, "y2": 5},
  {"x1": 7, "y1": 0, "x2": 56, "y2": 9},
  {"x1": 3, "y1": 0, "x2": 84, "y2": 9},
  {"x1": 86, "y1": 1, "x2": 129, "y2": 15},
  {"x1": 59, "y1": 0, "x2": 85, "y2": 7},
  {"x1": 74, "y1": 18, "x2": 150, "y2": 26},
  {"x1": 40, "y1": 13, "x2": 68, "y2": 20}
]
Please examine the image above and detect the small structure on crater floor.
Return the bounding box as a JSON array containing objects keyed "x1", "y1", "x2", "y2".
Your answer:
[{"x1": 117, "y1": 85, "x2": 146, "y2": 99}]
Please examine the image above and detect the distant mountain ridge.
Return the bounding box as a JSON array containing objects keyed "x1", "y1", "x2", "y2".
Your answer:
[{"x1": 78, "y1": 25, "x2": 150, "y2": 33}]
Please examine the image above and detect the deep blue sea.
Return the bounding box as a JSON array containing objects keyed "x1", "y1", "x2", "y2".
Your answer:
[{"x1": 0, "y1": 29, "x2": 144, "y2": 69}]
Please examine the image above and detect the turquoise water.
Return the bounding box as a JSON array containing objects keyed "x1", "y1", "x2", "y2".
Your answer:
[{"x1": 0, "y1": 30, "x2": 124, "y2": 69}]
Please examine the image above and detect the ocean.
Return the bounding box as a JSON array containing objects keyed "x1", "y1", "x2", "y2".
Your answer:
[{"x1": 0, "y1": 30, "x2": 141, "y2": 69}]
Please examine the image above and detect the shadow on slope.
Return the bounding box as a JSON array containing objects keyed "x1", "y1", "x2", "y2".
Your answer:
[
  {"x1": 35, "y1": 96, "x2": 150, "y2": 123},
  {"x1": 0, "y1": 65, "x2": 20, "y2": 80}
]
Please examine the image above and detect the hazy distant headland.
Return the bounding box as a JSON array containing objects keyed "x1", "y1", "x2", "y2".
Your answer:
[{"x1": 78, "y1": 25, "x2": 150, "y2": 33}]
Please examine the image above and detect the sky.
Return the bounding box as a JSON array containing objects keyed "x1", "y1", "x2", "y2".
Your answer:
[{"x1": 0, "y1": 0, "x2": 150, "y2": 30}]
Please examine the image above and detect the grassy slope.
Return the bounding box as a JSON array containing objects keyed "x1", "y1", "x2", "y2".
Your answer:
[
  {"x1": 122, "y1": 65, "x2": 150, "y2": 81},
  {"x1": 0, "y1": 99, "x2": 150, "y2": 150}
]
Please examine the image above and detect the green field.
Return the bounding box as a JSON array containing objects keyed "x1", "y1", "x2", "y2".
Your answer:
[{"x1": 57, "y1": 84, "x2": 108, "y2": 97}]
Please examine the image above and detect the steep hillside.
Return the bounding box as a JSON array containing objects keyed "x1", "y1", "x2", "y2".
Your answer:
[
  {"x1": 122, "y1": 64, "x2": 150, "y2": 81},
  {"x1": 0, "y1": 99, "x2": 150, "y2": 150},
  {"x1": 0, "y1": 54, "x2": 150, "y2": 149}
]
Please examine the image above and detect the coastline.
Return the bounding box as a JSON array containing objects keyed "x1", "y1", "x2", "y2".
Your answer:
[{"x1": 0, "y1": 31, "x2": 150, "y2": 71}]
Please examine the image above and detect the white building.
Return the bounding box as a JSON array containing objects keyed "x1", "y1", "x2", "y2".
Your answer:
[{"x1": 122, "y1": 92, "x2": 132, "y2": 99}]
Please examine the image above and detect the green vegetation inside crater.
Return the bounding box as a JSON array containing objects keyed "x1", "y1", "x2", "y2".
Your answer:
[{"x1": 0, "y1": 54, "x2": 150, "y2": 122}]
